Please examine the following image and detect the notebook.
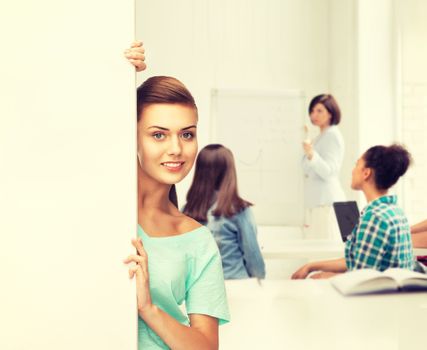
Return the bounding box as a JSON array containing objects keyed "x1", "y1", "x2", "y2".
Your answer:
[{"x1": 333, "y1": 201, "x2": 360, "y2": 242}]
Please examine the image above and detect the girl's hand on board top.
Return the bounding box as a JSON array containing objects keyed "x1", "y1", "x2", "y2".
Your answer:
[{"x1": 124, "y1": 41, "x2": 146, "y2": 72}]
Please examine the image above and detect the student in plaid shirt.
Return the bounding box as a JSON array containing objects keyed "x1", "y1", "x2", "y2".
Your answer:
[{"x1": 292, "y1": 144, "x2": 415, "y2": 279}]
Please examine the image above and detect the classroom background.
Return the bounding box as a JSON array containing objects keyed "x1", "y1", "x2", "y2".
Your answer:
[{"x1": 138, "y1": 0, "x2": 427, "y2": 226}]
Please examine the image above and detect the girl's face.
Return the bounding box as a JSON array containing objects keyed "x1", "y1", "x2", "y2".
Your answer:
[
  {"x1": 351, "y1": 156, "x2": 371, "y2": 190},
  {"x1": 137, "y1": 103, "x2": 198, "y2": 186},
  {"x1": 309, "y1": 103, "x2": 332, "y2": 129}
]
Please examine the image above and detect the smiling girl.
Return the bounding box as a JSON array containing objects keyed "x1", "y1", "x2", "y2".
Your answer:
[{"x1": 123, "y1": 44, "x2": 229, "y2": 350}]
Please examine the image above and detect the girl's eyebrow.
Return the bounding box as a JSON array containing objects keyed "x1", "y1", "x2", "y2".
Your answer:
[
  {"x1": 147, "y1": 125, "x2": 197, "y2": 131},
  {"x1": 182, "y1": 125, "x2": 197, "y2": 130},
  {"x1": 148, "y1": 126, "x2": 168, "y2": 130}
]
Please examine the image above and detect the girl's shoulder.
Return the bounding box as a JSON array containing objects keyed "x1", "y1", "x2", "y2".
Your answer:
[
  {"x1": 177, "y1": 213, "x2": 203, "y2": 233},
  {"x1": 174, "y1": 214, "x2": 215, "y2": 243}
]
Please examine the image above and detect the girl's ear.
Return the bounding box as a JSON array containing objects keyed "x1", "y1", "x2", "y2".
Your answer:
[
  {"x1": 363, "y1": 167, "x2": 372, "y2": 181},
  {"x1": 137, "y1": 130, "x2": 143, "y2": 168},
  {"x1": 137, "y1": 151, "x2": 143, "y2": 168}
]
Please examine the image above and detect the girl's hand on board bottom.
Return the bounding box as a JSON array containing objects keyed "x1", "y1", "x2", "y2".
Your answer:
[{"x1": 124, "y1": 237, "x2": 153, "y2": 315}]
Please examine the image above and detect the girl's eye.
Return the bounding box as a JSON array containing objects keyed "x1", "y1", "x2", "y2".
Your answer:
[
  {"x1": 181, "y1": 132, "x2": 194, "y2": 140},
  {"x1": 153, "y1": 132, "x2": 165, "y2": 140}
]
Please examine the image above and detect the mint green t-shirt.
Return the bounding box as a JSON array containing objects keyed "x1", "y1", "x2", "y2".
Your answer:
[{"x1": 137, "y1": 225, "x2": 230, "y2": 350}]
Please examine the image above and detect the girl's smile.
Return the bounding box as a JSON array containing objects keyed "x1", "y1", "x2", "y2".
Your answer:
[{"x1": 161, "y1": 161, "x2": 185, "y2": 172}]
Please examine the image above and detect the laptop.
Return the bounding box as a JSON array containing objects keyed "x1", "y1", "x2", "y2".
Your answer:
[{"x1": 333, "y1": 201, "x2": 360, "y2": 242}]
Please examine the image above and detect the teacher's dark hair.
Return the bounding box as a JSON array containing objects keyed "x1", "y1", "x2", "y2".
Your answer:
[
  {"x1": 363, "y1": 144, "x2": 412, "y2": 190},
  {"x1": 136, "y1": 76, "x2": 197, "y2": 207},
  {"x1": 308, "y1": 94, "x2": 341, "y2": 125}
]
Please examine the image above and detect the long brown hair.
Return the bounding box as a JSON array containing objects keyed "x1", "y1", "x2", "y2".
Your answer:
[
  {"x1": 183, "y1": 144, "x2": 252, "y2": 222},
  {"x1": 137, "y1": 76, "x2": 197, "y2": 207}
]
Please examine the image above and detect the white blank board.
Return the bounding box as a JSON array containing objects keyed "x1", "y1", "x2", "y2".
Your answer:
[
  {"x1": 0, "y1": 2, "x2": 137, "y2": 349},
  {"x1": 211, "y1": 89, "x2": 305, "y2": 226}
]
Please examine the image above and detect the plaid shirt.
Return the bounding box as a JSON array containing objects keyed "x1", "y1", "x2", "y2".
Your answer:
[{"x1": 345, "y1": 195, "x2": 415, "y2": 271}]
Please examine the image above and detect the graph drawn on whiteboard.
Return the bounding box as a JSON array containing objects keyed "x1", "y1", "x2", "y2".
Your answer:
[{"x1": 211, "y1": 88, "x2": 305, "y2": 226}]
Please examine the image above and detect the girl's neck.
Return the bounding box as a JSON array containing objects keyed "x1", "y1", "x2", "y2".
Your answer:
[
  {"x1": 137, "y1": 171, "x2": 172, "y2": 212},
  {"x1": 363, "y1": 184, "x2": 388, "y2": 203}
]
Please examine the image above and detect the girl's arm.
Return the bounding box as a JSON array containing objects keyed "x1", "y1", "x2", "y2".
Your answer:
[
  {"x1": 237, "y1": 208, "x2": 266, "y2": 279},
  {"x1": 124, "y1": 238, "x2": 219, "y2": 350},
  {"x1": 412, "y1": 232, "x2": 427, "y2": 248},
  {"x1": 140, "y1": 307, "x2": 218, "y2": 350},
  {"x1": 291, "y1": 257, "x2": 347, "y2": 279},
  {"x1": 411, "y1": 219, "x2": 427, "y2": 234}
]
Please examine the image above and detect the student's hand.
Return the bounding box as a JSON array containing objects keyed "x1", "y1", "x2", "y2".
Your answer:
[
  {"x1": 302, "y1": 140, "x2": 314, "y2": 160},
  {"x1": 309, "y1": 272, "x2": 338, "y2": 279},
  {"x1": 123, "y1": 237, "x2": 153, "y2": 315},
  {"x1": 124, "y1": 41, "x2": 146, "y2": 72},
  {"x1": 291, "y1": 263, "x2": 312, "y2": 279}
]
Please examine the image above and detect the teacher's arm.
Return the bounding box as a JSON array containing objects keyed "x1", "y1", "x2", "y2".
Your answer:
[{"x1": 304, "y1": 133, "x2": 344, "y2": 180}]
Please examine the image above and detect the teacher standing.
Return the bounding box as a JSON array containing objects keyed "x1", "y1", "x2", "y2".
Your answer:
[{"x1": 302, "y1": 94, "x2": 345, "y2": 241}]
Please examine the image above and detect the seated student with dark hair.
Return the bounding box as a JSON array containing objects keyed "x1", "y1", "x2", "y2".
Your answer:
[{"x1": 292, "y1": 144, "x2": 415, "y2": 279}]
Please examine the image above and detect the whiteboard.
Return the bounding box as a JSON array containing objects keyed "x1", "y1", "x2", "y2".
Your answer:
[
  {"x1": 0, "y1": 1, "x2": 137, "y2": 349},
  {"x1": 211, "y1": 89, "x2": 305, "y2": 226}
]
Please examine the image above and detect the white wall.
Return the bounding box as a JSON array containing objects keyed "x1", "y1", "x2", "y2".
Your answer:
[
  {"x1": 399, "y1": 0, "x2": 427, "y2": 223},
  {"x1": 348, "y1": 0, "x2": 399, "y2": 208},
  {"x1": 0, "y1": 2, "x2": 137, "y2": 349},
  {"x1": 356, "y1": 0, "x2": 397, "y2": 152},
  {"x1": 329, "y1": 0, "x2": 358, "y2": 201}
]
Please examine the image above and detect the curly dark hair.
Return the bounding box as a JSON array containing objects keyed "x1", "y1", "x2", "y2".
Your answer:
[{"x1": 363, "y1": 144, "x2": 412, "y2": 190}]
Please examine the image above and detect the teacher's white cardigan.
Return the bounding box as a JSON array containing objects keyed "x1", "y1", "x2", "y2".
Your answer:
[{"x1": 302, "y1": 125, "x2": 346, "y2": 209}]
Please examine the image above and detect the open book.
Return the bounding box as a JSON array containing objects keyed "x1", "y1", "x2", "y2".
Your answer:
[{"x1": 330, "y1": 268, "x2": 427, "y2": 295}]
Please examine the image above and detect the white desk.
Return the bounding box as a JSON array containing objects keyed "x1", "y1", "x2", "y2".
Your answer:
[{"x1": 220, "y1": 279, "x2": 427, "y2": 350}]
